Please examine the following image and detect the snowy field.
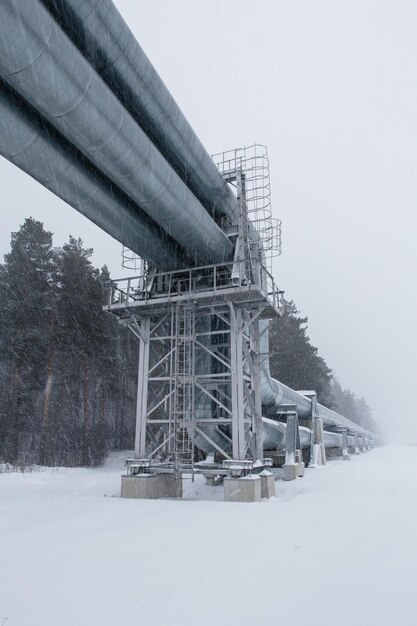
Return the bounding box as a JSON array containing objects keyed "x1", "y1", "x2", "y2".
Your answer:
[{"x1": 1, "y1": 446, "x2": 416, "y2": 626}]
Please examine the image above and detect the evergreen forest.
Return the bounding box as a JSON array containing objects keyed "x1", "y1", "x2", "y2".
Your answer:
[{"x1": 0, "y1": 218, "x2": 378, "y2": 466}]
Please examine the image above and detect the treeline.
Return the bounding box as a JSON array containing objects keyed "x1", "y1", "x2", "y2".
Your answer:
[
  {"x1": 0, "y1": 218, "x2": 377, "y2": 467},
  {"x1": 268, "y1": 302, "x2": 378, "y2": 433},
  {"x1": 0, "y1": 218, "x2": 138, "y2": 466}
]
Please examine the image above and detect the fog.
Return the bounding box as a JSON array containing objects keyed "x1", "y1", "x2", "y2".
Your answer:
[{"x1": 0, "y1": 0, "x2": 416, "y2": 442}]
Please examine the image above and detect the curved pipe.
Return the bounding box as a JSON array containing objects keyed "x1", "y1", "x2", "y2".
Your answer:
[
  {"x1": 189, "y1": 314, "x2": 369, "y2": 458},
  {"x1": 260, "y1": 320, "x2": 313, "y2": 418},
  {"x1": 259, "y1": 320, "x2": 368, "y2": 434},
  {"x1": 0, "y1": 0, "x2": 233, "y2": 266},
  {"x1": 0, "y1": 81, "x2": 186, "y2": 270},
  {"x1": 40, "y1": 0, "x2": 239, "y2": 224}
]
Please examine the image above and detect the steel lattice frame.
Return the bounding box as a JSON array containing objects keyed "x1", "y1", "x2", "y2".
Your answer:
[
  {"x1": 119, "y1": 298, "x2": 269, "y2": 471},
  {"x1": 106, "y1": 161, "x2": 283, "y2": 473}
]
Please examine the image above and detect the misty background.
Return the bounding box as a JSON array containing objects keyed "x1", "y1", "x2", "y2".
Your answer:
[{"x1": 0, "y1": 0, "x2": 415, "y2": 442}]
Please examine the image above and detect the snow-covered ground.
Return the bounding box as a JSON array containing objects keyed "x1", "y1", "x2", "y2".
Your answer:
[{"x1": 1, "y1": 446, "x2": 416, "y2": 626}]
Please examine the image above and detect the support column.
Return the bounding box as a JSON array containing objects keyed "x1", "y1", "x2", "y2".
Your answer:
[
  {"x1": 340, "y1": 428, "x2": 350, "y2": 461},
  {"x1": 354, "y1": 433, "x2": 360, "y2": 454},
  {"x1": 249, "y1": 316, "x2": 263, "y2": 462},
  {"x1": 135, "y1": 317, "x2": 151, "y2": 457},
  {"x1": 230, "y1": 304, "x2": 246, "y2": 460},
  {"x1": 311, "y1": 417, "x2": 327, "y2": 466},
  {"x1": 309, "y1": 393, "x2": 318, "y2": 467},
  {"x1": 283, "y1": 411, "x2": 299, "y2": 480}
]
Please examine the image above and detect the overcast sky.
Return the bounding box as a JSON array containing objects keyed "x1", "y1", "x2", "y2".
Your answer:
[{"x1": 1, "y1": 0, "x2": 416, "y2": 442}]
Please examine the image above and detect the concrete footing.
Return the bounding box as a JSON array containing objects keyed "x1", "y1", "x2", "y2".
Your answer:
[
  {"x1": 224, "y1": 475, "x2": 261, "y2": 502},
  {"x1": 297, "y1": 461, "x2": 305, "y2": 477},
  {"x1": 121, "y1": 472, "x2": 183, "y2": 499},
  {"x1": 283, "y1": 463, "x2": 298, "y2": 481},
  {"x1": 204, "y1": 475, "x2": 223, "y2": 486},
  {"x1": 259, "y1": 470, "x2": 276, "y2": 498}
]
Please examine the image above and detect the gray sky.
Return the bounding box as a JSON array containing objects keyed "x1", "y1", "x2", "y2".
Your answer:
[{"x1": 1, "y1": 0, "x2": 416, "y2": 442}]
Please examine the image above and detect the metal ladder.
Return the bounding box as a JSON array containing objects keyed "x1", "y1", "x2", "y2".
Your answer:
[{"x1": 172, "y1": 303, "x2": 195, "y2": 472}]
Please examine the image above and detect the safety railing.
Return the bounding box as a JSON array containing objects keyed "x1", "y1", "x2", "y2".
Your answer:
[{"x1": 106, "y1": 259, "x2": 284, "y2": 315}]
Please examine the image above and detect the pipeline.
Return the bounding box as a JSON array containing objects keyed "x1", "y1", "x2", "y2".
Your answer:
[
  {"x1": 262, "y1": 418, "x2": 343, "y2": 451},
  {"x1": 259, "y1": 319, "x2": 369, "y2": 434},
  {"x1": 0, "y1": 81, "x2": 186, "y2": 270},
  {"x1": 40, "y1": 0, "x2": 239, "y2": 224},
  {"x1": 0, "y1": 0, "x2": 233, "y2": 266},
  {"x1": 0, "y1": 1, "x2": 373, "y2": 453},
  {"x1": 194, "y1": 417, "x2": 344, "y2": 458},
  {"x1": 37, "y1": 1, "x2": 369, "y2": 444}
]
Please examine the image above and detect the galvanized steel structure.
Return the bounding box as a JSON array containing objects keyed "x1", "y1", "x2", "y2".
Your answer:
[{"x1": 0, "y1": 0, "x2": 375, "y2": 488}]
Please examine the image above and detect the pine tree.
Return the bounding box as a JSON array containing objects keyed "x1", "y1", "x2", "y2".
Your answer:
[
  {"x1": 0, "y1": 218, "x2": 56, "y2": 463},
  {"x1": 331, "y1": 379, "x2": 378, "y2": 432},
  {"x1": 0, "y1": 223, "x2": 139, "y2": 466},
  {"x1": 268, "y1": 301, "x2": 334, "y2": 406},
  {"x1": 52, "y1": 237, "x2": 109, "y2": 465}
]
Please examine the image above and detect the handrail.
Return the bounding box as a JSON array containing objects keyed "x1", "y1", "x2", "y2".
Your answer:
[{"x1": 106, "y1": 259, "x2": 284, "y2": 315}]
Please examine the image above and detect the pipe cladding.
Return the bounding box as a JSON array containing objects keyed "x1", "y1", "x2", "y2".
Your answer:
[
  {"x1": 259, "y1": 320, "x2": 369, "y2": 434},
  {"x1": 40, "y1": 0, "x2": 239, "y2": 224},
  {"x1": 0, "y1": 0, "x2": 233, "y2": 266},
  {"x1": 0, "y1": 81, "x2": 186, "y2": 270},
  {"x1": 0, "y1": 0, "x2": 372, "y2": 449}
]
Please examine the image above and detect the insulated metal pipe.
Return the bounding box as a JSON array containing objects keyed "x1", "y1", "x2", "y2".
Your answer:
[
  {"x1": 260, "y1": 320, "x2": 313, "y2": 418},
  {"x1": 0, "y1": 0, "x2": 373, "y2": 449},
  {"x1": 262, "y1": 418, "x2": 311, "y2": 451},
  {"x1": 192, "y1": 317, "x2": 369, "y2": 458},
  {"x1": 40, "y1": 0, "x2": 239, "y2": 224},
  {"x1": 316, "y1": 403, "x2": 367, "y2": 433},
  {"x1": 195, "y1": 418, "x2": 344, "y2": 456},
  {"x1": 0, "y1": 0, "x2": 233, "y2": 266},
  {"x1": 0, "y1": 81, "x2": 186, "y2": 270},
  {"x1": 259, "y1": 320, "x2": 368, "y2": 434}
]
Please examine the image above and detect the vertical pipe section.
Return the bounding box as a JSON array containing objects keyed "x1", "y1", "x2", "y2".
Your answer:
[{"x1": 0, "y1": 0, "x2": 233, "y2": 266}]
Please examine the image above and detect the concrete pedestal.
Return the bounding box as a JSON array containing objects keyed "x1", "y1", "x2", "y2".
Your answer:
[
  {"x1": 224, "y1": 475, "x2": 261, "y2": 502},
  {"x1": 121, "y1": 473, "x2": 183, "y2": 499},
  {"x1": 343, "y1": 453, "x2": 351, "y2": 461},
  {"x1": 283, "y1": 463, "x2": 298, "y2": 481},
  {"x1": 296, "y1": 461, "x2": 305, "y2": 477},
  {"x1": 259, "y1": 470, "x2": 276, "y2": 498}
]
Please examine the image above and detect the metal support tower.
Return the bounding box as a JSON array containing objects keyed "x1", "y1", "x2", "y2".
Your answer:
[{"x1": 105, "y1": 150, "x2": 283, "y2": 476}]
